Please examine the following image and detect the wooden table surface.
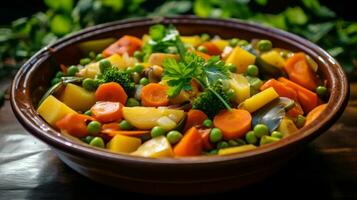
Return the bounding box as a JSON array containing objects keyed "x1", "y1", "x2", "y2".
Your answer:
[{"x1": 0, "y1": 79, "x2": 356, "y2": 199}]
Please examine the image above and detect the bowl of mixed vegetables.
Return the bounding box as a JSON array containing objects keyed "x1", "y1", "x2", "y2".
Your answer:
[{"x1": 11, "y1": 16, "x2": 348, "y2": 194}]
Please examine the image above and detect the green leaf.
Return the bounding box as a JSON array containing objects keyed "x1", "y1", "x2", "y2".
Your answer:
[
  {"x1": 50, "y1": 15, "x2": 72, "y2": 36},
  {"x1": 44, "y1": 0, "x2": 73, "y2": 13},
  {"x1": 255, "y1": 0, "x2": 267, "y2": 6},
  {"x1": 284, "y1": 7, "x2": 308, "y2": 25},
  {"x1": 301, "y1": 0, "x2": 335, "y2": 18},
  {"x1": 300, "y1": 22, "x2": 335, "y2": 43},
  {"x1": 251, "y1": 14, "x2": 287, "y2": 30}
]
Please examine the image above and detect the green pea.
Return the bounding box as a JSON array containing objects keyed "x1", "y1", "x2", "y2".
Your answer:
[
  {"x1": 55, "y1": 71, "x2": 65, "y2": 78},
  {"x1": 88, "y1": 51, "x2": 96, "y2": 59},
  {"x1": 245, "y1": 131, "x2": 257, "y2": 144},
  {"x1": 89, "y1": 137, "x2": 105, "y2": 148},
  {"x1": 139, "y1": 77, "x2": 149, "y2": 86},
  {"x1": 80, "y1": 58, "x2": 91, "y2": 66},
  {"x1": 67, "y1": 65, "x2": 79, "y2": 76},
  {"x1": 99, "y1": 59, "x2": 111, "y2": 73},
  {"x1": 260, "y1": 135, "x2": 280, "y2": 146},
  {"x1": 96, "y1": 53, "x2": 103, "y2": 61},
  {"x1": 126, "y1": 98, "x2": 140, "y2": 107},
  {"x1": 82, "y1": 78, "x2": 98, "y2": 91},
  {"x1": 166, "y1": 130, "x2": 183, "y2": 144},
  {"x1": 87, "y1": 121, "x2": 101, "y2": 134},
  {"x1": 238, "y1": 40, "x2": 249, "y2": 46},
  {"x1": 253, "y1": 124, "x2": 269, "y2": 138},
  {"x1": 229, "y1": 38, "x2": 239, "y2": 47},
  {"x1": 295, "y1": 115, "x2": 306, "y2": 128},
  {"x1": 133, "y1": 51, "x2": 143, "y2": 60},
  {"x1": 197, "y1": 45, "x2": 207, "y2": 53},
  {"x1": 257, "y1": 39, "x2": 272, "y2": 51},
  {"x1": 151, "y1": 126, "x2": 166, "y2": 138},
  {"x1": 203, "y1": 119, "x2": 213, "y2": 128},
  {"x1": 119, "y1": 120, "x2": 133, "y2": 130},
  {"x1": 201, "y1": 33, "x2": 210, "y2": 41},
  {"x1": 81, "y1": 135, "x2": 94, "y2": 144},
  {"x1": 217, "y1": 141, "x2": 229, "y2": 149},
  {"x1": 84, "y1": 110, "x2": 92, "y2": 116},
  {"x1": 210, "y1": 128, "x2": 223, "y2": 143},
  {"x1": 51, "y1": 78, "x2": 61, "y2": 86},
  {"x1": 316, "y1": 86, "x2": 328, "y2": 97},
  {"x1": 246, "y1": 65, "x2": 259, "y2": 77},
  {"x1": 271, "y1": 131, "x2": 284, "y2": 139},
  {"x1": 226, "y1": 63, "x2": 237, "y2": 73}
]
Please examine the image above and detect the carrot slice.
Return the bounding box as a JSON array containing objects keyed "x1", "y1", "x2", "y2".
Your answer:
[
  {"x1": 56, "y1": 113, "x2": 94, "y2": 137},
  {"x1": 91, "y1": 101, "x2": 124, "y2": 123},
  {"x1": 201, "y1": 42, "x2": 221, "y2": 55},
  {"x1": 102, "y1": 129, "x2": 150, "y2": 137},
  {"x1": 183, "y1": 109, "x2": 208, "y2": 132},
  {"x1": 213, "y1": 109, "x2": 252, "y2": 140},
  {"x1": 95, "y1": 82, "x2": 127, "y2": 104},
  {"x1": 284, "y1": 53, "x2": 318, "y2": 91},
  {"x1": 174, "y1": 127, "x2": 203, "y2": 156},
  {"x1": 141, "y1": 83, "x2": 169, "y2": 107},
  {"x1": 278, "y1": 77, "x2": 318, "y2": 113},
  {"x1": 260, "y1": 79, "x2": 297, "y2": 101},
  {"x1": 305, "y1": 104, "x2": 327, "y2": 126},
  {"x1": 102, "y1": 35, "x2": 142, "y2": 57}
]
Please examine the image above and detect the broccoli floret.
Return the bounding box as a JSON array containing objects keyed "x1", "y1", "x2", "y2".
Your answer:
[
  {"x1": 192, "y1": 83, "x2": 232, "y2": 118},
  {"x1": 99, "y1": 67, "x2": 135, "y2": 95}
]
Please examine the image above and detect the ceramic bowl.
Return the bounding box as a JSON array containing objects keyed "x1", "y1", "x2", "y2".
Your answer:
[{"x1": 11, "y1": 16, "x2": 349, "y2": 195}]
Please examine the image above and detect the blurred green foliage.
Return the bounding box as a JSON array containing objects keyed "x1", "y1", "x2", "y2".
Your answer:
[{"x1": 0, "y1": 0, "x2": 357, "y2": 81}]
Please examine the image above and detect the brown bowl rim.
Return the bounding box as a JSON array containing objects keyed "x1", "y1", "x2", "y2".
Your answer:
[{"x1": 10, "y1": 16, "x2": 349, "y2": 166}]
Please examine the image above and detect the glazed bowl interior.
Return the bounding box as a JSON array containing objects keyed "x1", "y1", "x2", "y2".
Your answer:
[{"x1": 11, "y1": 16, "x2": 348, "y2": 165}]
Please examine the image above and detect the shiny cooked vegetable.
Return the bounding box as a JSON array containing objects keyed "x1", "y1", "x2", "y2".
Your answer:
[{"x1": 37, "y1": 24, "x2": 328, "y2": 158}]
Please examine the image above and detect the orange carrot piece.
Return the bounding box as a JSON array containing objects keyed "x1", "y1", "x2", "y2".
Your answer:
[
  {"x1": 198, "y1": 128, "x2": 214, "y2": 150},
  {"x1": 183, "y1": 109, "x2": 208, "y2": 132},
  {"x1": 102, "y1": 129, "x2": 150, "y2": 137},
  {"x1": 95, "y1": 82, "x2": 127, "y2": 104},
  {"x1": 195, "y1": 50, "x2": 211, "y2": 61},
  {"x1": 278, "y1": 77, "x2": 318, "y2": 113},
  {"x1": 213, "y1": 109, "x2": 252, "y2": 140},
  {"x1": 201, "y1": 42, "x2": 221, "y2": 55},
  {"x1": 56, "y1": 113, "x2": 94, "y2": 137},
  {"x1": 141, "y1": 83, "x2": 169, "y2": 107},
  {"x1": 260, "y1": 79, "x2": 298, "y2": 101},
  {"x1": 284, "y1": 53, "x2": 318, "y2": 91},
  {"x1": 305, "y1": 104, "x2": 327, "y2": 126},
  {"x1": 102, "y1": 35, "x2": 142, "y2": 57},
  {"x1": 174, "y1": 127, "x2": 203, "y2": 156},
  {"x1": 91, "y1": 101, "x2": 124, "y2": 123}
]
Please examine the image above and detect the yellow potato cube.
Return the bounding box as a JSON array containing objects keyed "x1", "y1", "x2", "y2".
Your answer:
[
  {"x1": 60, "y1": 83, "x2": 96, "y2": 112},
  {"x1": 37, "y1": 95, "x2": 76, "y2": 125},
  {"x1": 241, "y1": 87, "x2": 279, "y2": 113},
  {"x1": 218, "y1": 145, "x2": 256, "y2": 155},
  {"x1": 226, "y1": 46, "x2": 256, "y2": 73},
  {"x1": 131, "y1": 136, "x2": 174, "y2": 158},
  {"x1": 261, "y1": 50, "x2": 286, "y2": 69},
  {"x1": 211, "y1": 39, "x2": 229, "y2": 51},
  {"x1": 107, "y1": 134, "x2": 142, "y2": 153},
  {"x1": 148, "y1": 53, "x2": 179, "y2": 66}
]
